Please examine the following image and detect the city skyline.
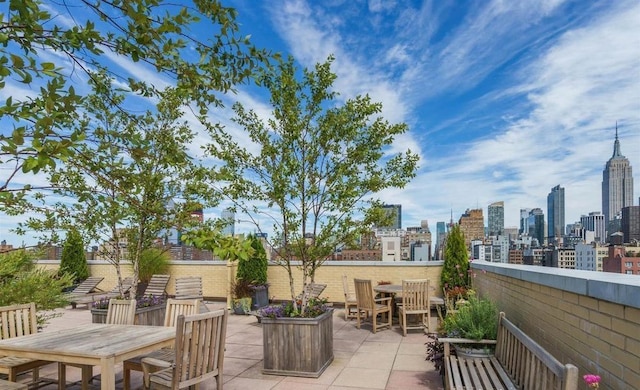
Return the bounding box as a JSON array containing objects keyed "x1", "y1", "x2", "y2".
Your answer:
[{"x1": 1, "y1": 1, "x2": 639, "y2": 246}]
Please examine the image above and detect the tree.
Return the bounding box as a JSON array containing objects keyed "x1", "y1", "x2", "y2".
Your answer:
[
  {"x1": 441, "y1": 224, "x2": 470, "y2": 292},
  {"x1": 23, "y1": 75, "x2": 215, "y2": 297},
  {"x1": 0, "y1": 0, "x2": 268, "y2": 210},
  {"x1": 59, "y1": 228, "x2": 89, "y2": 283},
  {"x1": 208, "y1": 56, "x2": 419, "y2": 313}
]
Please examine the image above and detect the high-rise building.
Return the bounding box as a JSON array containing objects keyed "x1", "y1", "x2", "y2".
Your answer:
[
  {"x1": 519, "y1": 208, "x2": 531, "y2": 235},
  {"x1": 459, "y1": 208, "x2": 484, "y2": 249},
  {"x1": 380, "y1": 204, "x2": 402, "y2": 229},
  {"x1": 621, "y1": 206, "x2": 640, "y2": 244},
  {"x1": 547, "y1": 185, "x2": 565, "y2": 244},
  {"x1": 580, "y1": 212, "x2": 606, "y2": 243},
  {"x1": 602, "y1": 126, "x2": 634, "y2": 225},
  {"x1": 435, "y1": 221, "x2": 446, "y2": 260},
  {"x1": 527, "y1": 208, "x2": 545, "y2": 246},
  {"x1": 487, "y1": 201, "x2": 504, "y2": 236},
  {"x1": 221, "y1": 208, "x2": 235, "y2": 236}
]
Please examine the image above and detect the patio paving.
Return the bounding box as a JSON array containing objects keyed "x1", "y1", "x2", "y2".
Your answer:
[{"x1": 20, "y1": 303, "x2": 445, "y2": 389}]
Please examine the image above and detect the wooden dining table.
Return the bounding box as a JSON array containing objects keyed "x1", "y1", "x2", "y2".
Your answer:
[{"x1": 0, "y1": 324, "x2": 175, "y2": 390}]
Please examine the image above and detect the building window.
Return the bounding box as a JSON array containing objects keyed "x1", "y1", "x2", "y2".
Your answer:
[
  {"x1": 625, "y1": 262, "x2": 633, "y2": 268},
  {"x1": 625, "y1": 270, "x2": 633, "y2": 274}
]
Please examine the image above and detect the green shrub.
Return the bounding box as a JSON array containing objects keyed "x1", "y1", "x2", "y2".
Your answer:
[
  {"x1": 236, "y1": 234, "x2": 268, "y2": 285},
  {"x1": 137, "y1": 248, "x2": 171, "y2": 284},
  {"x1": 441, "y1": 224, "x2": 470, "y2": 292},
  {"x1": 59, "y1": 228, "x2": 89, "y2": 283},
  {"x1": 0, "y1": 249, "x2": 73, "y2": 310},
  {"x1": 443, "y1": 295, "x2": 498, "y2": 340}
]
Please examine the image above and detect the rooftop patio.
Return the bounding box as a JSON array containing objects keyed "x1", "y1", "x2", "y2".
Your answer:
[{"x1": 29, "y1": 303, "x2": 443, "y2": 390}]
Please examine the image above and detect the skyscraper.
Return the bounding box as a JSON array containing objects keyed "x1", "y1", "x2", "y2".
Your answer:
[
  {"x1": 221, "y1": 208, "x2": 235, "y2": 236},
  {"x1": 487, "y1": 201, "x2": 504, "y2": 236},
  {"x1": 602, "y1": 126, "x2": 634, "y2": 225},
  {"x1": 527, "y1": 208, "x2": 545, "y2": 247},
  {"x1": 519, "y1": 208, "x2": 531, "y2": 235},
  {"x1": 458, "y1": 208, "x2": 484, "y2": 249},
  {"x1": 580, "y1": 212, "x2": 606, "y2": 243},
  {"x1": 547, "y1": 185, "x2": 565, "y2": 243}
]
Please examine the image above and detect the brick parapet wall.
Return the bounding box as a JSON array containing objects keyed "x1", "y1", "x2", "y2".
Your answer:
[
  {"x1": 471, "y1": 261, "x2": 640, "y2": 390},
  {"x1": 37, "y1": 260, "x2": 444, "y2": 303}
]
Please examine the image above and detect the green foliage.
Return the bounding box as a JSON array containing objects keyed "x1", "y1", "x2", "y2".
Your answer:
[
  {"x1": 59, "y1": 228, "x2": 89, "y2": 283},
  {"x1": 441, "y1": 224, "x2": 470, "y2": 291},
  {"x1": 0, "y1": 248, "x2": 34, "y2": 281},
  {"x1": 0, "y1": 0, "x2": 269, "y2": 209},
  {"x1": 137, "y1": 248, "x2": 170, "y2": 284},
  {"x1": 0, "y1": 250, "x2": 73, "y2": 310},
  {"x1": 208, "y1": 56, "x2": 419, "y2": 313},
  {"x1": 237, "y1": 234, "x2": 268, "y2": 285},
  {"x1": 443, "y1": 295, "x2": 498, "y2": 340}
]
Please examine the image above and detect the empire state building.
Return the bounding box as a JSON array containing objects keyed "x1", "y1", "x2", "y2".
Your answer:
[{"x1": 602, "y1": 126, "x2": 633, "y2": 224}]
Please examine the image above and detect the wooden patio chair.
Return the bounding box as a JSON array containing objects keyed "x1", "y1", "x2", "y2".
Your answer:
[
  {"x1": 69, "y1": 277, "x2": 134, "y2": 309},
  {"x1": 397, "y1": 279, "x2": 431, "y2": 336},
  {"x1": 122, "y1": 299, "x2": 200, "y2": 390},
  {"x1": 174, "y1": 276, "x2": 209, "y2": 313},
  {"x1": 0, "y1": 303, "x2": 55, "y2": 386},
  {"x1": 353, "y1": 279, "x2": 392, "y2": 333},
  {"x1": 59, "y1": 298, "x2": 137, "y2": 390},
  {"x1": 142, "y1": 274, "x2": 171, "y2": 297},
  {"x1": 141, "y1": 309, "x2": 228, "y2": 390},
  {"x1": 342, "y1": 275, "x2": 358, "y2": 321},
  {"x1": 64, "y1": 276, "x2": 104, "y2": 298}
]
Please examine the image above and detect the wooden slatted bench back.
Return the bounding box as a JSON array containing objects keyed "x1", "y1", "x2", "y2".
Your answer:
[
  {"x1": 442, "y1": 312, "x2": 578, "y2": 390},
  {"x1": 496, "y1": 314, "x2": 578, "y2": 390}
]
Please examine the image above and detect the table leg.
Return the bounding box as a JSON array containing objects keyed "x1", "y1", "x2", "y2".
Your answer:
[{"x1": 100, "y1": 358, "x2": 116, "y2": 390}]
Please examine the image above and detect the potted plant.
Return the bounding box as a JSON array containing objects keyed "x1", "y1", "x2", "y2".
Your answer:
[
  {"x1": 206, "y1": 56, "x2": 418, "y2": 377},
  {"x1": 231, "y1": 278, "x2": 253, "y2": 315},
  {"x1": 441, "y1": 293, "x2": 499, "y2": 358},
  {"x1": 237, "y1": 234, "x2": 269, "y2": 311}
]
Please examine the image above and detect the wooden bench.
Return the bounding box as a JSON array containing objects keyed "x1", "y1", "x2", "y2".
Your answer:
[
  {"x1": 441, "y1": 312, "x2": 578, "y2": 390},
  {"x1": 0, "y1": 379, "x2": 27, "y2": 390}
]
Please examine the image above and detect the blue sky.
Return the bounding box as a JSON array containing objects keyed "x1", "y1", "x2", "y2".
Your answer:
[{"x1": 1, "y1": 0, "x2": 639, "y2": 246}]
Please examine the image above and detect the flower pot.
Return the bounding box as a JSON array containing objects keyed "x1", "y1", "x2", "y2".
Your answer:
[
  {"x1": 262, "y1": 309, "x2": 334, "y2": 378},
  {"x1": 91, "y1": 303, "x2": 166, "y2": 326},
  {"x1": 251, "y1": 285, "x2": 269, "y2": 310},
  {"x1": 453, "y1": 343, "x2": 495, "y2": 359},
  {"x1": 233, "y1": 297, "x2": 252, "y2": 315}
]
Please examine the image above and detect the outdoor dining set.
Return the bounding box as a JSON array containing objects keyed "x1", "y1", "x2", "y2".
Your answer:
[
  {"x1": 341, "y1": 276, "x2": 445, "y2": 336},
  {"x1": 0, "y1": 275, "x2": 225, "y2": 390}
]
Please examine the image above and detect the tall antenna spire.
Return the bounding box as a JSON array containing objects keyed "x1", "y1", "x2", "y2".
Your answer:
[{"x1": 612, "y1": 122, "x2": 623, "y2": 158}]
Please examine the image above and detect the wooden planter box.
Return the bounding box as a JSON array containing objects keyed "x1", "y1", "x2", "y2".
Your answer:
[
  {"x1": 262, "y1": 309, "x2": 333, "y2": 378},
  {"x1": 91, "y1": 303, "x2": 166, "y2": 326}
]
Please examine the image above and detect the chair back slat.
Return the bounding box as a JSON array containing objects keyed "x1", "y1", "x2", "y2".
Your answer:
[
  {"x1": 172, "y1": 310, "x2": 227, "y2": 388},
  {"x1": 402, "y1": 279, "x2": 430, "y2": 311},
  {"x1": 105, "y1": 299, "x2": 137, "y2": 325},
  {"x1": 164, "y1": 299, "x2": 199, "y2": 327},
  {"x1": 0, "y1": 303, "x2": 38, "y2": 340},
  {"x1": 143, "y1": 274, "x2": 170, "y2": 297},
  {"x1": 175, "y1": 277, "x2": 203, "y2": 300},
  {"x1": 354, "y1": 279, "x2": 375, "y2": 310},
  {"x1": 68, "y1": 277, "x2": 104, "y2": 295}
]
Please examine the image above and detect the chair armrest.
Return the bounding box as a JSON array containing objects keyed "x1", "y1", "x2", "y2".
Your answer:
[
  {"x1": 141, "y1": 357, "x2": 173, "y2": 388},
  {"x1": 374, "y1": 297, "x2": 392, "y2": 303}
]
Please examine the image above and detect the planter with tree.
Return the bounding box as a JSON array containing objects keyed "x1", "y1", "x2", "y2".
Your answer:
[
  {"x1": 231, "y1": 278, "x2": 253, "y2": 315},
  {"x1": 237, "y1": 234, "x2": 269, "y2": 311},
  {"x1": 209, "y1": 56, "x2": 418, "y2": 377}
]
